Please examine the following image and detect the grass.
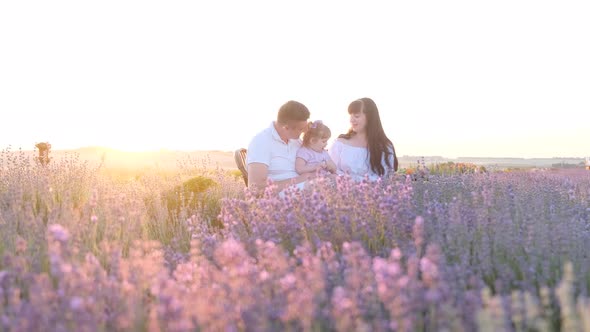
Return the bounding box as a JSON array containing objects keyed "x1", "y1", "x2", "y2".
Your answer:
[{"x1": 2, "y1": 146, "x2": 590, "y2": 331}]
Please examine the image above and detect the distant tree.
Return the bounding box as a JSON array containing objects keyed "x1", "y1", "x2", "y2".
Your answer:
[
  {"x1": 35, "y1": 142, "x2": 51, "y2": 166},
  {"x1": 551, "y1": 162, "x2": 578, "y2": 169}
]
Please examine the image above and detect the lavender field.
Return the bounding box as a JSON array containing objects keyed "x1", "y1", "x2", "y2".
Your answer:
[{"x1": 1, "y1": 148, "x2": 590, "y2": 331}]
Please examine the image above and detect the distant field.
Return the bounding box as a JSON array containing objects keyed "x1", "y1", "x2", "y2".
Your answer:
[
  {"x1": 18, "y1": 147, "x2": 238, "y2": 170},
  {"x1": 11, "y1": 146, "x2": 587, "y2": 171}
]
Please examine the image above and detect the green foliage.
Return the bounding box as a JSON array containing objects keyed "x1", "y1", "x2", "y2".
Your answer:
[
  {"x1": 180, "y1": 175, "x2": 217, "y2": 194},
  {"x1": 229, "y1": 169, "x2": 244, "y2": 182},
  {"x1": 429, "y1": 161, "x2": 487, "y2": 175},
  {"x1": 159, "y1": 176, "x2": 217, "y2": 219}
]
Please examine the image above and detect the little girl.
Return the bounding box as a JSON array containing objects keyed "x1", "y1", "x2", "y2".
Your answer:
[{"x1": 296, "y1": 120, "x2": 337, "y2": 176}]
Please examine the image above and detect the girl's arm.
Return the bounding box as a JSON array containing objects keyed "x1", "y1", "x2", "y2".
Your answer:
[{"x1": 295, "y1": 157, "x2": 320, "y2": 175}]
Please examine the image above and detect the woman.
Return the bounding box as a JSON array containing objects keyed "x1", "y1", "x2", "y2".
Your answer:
[{"x1": 328, "y1": 98, "x2": 398, "y2": 181}]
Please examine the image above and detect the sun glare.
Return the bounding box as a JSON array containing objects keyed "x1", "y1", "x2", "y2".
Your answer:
[{"x1": 1, "y1": 1, "x2": 589, "y2": 158}]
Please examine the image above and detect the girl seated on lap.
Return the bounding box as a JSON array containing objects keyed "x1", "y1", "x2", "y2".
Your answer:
[{"x1": 295, "y1": 120, "x2": 337, "y2": 176}]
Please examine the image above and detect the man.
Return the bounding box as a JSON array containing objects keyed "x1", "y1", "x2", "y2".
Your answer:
[{"x1": 247, "y1": 100, "x2": 312, "y2": 194}]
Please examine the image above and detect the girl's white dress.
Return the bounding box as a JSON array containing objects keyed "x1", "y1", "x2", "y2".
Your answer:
[{"x1": 328, "y1": 139, "x2": 394, "y2": 181}]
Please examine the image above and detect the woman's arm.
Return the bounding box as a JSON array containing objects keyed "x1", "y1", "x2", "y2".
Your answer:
[
  {"x1": 325, "y1": 158, "x2": 338, "y2": 173},
  {"x1": 383, "y1": 145, "x2": 396, "y2": 172},
  {"x1": 327, "y1": 139, "x2": 342, "y2": 172},
  {"x1": 322, "y1": 151, "x2": 337, "y2": 173}
]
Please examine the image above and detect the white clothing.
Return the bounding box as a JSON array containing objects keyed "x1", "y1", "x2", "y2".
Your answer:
[
  {"x1": 247, "y1": 122, "x2": 301, "y2": 182},
  {"x1": 328, "y1": 139, "x2": 394, "y2": 181}
]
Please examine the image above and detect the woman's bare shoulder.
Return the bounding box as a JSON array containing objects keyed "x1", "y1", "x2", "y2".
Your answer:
[
  {"x1": 330, "y1": 138, "x2": 350, "y2": 149},
  {"x1": 336, "y1": 137, "x2": 366, "y2": 148}
]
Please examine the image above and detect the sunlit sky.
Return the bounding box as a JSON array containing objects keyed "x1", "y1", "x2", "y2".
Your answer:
[{"x1": 1, "y1": 0, "x2": 588, "y2": 158}]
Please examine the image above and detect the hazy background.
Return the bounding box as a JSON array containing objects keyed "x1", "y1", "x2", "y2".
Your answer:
[{"x1": 1, "y1": 0, "x2": 588, "y2": 158}]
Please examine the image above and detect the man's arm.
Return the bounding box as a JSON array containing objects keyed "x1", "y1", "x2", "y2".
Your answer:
[
  {"x1": 248, "y1": 162, "x2": 313, "y2": 195},
  {"x1": 248, "y1": 162, "x2": 270, "y2": 193}
]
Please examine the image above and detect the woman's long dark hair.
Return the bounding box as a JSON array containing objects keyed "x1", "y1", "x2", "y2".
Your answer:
[{"x1": 339, "y1": 98, "x2": 398, "y2": 174}]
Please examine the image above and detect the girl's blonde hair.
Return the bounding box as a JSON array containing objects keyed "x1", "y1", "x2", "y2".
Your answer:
[{"x1": 303, "y1": 120, "x2": 331, "y2": 147}]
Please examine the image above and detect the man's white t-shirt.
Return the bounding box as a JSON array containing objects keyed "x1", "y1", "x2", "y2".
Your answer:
[{"x1": 247, "y1": 122, "x2": 301, "y2": 182}]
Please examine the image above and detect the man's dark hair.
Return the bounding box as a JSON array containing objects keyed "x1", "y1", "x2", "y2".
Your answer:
[{"x1": 277, "y1": 100, "x2": 310, "y2": 124}]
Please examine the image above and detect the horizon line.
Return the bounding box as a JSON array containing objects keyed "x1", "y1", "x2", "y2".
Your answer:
[{"x1": 3, "y1": 145, "x2": 588, "y2": 160}]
